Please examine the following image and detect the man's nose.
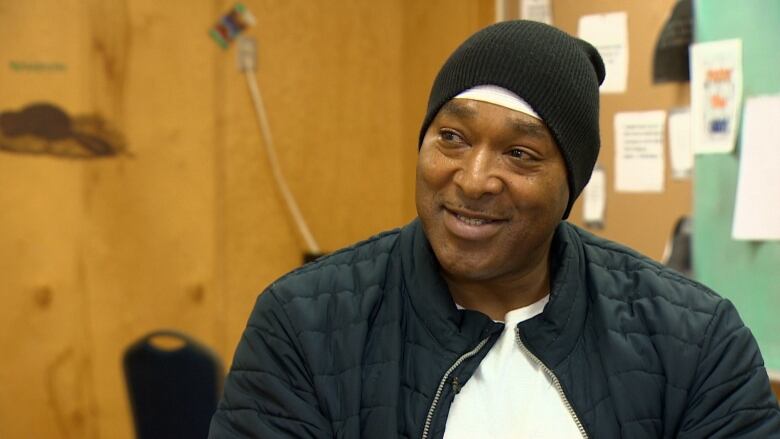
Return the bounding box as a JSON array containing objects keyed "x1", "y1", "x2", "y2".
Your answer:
[{"x1": 453, "y1": 146, "x2": 503, "y2": 198}]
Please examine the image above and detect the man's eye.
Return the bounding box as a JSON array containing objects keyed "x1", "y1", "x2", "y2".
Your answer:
[
  {"x1": 508, "y1": 148, "x2": 530, "y2": 159},
  {"x1": 440, "y1": 130, "x2": 464, "y2": 143}
]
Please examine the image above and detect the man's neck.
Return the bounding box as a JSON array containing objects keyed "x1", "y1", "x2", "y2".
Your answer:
[{"x1": 444, "y1": 252, "x2": 552, "y2": 321}]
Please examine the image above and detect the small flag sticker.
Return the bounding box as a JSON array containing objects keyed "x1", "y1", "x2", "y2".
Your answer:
[{"x1": 209, "y1": 3, "x2": 256, "y2": 49}]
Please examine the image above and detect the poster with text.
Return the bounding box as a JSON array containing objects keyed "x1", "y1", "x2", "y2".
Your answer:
[{"x1": 690, "y1": 39, "x2": 742, "y2": 154}]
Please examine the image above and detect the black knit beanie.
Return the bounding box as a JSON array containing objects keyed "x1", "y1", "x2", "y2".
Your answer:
[{"x1": 418, "y1": 20, "x2": 606, "y2": 219}]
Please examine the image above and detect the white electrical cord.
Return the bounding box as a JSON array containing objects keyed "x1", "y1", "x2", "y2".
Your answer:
[{"x1": 239, "y1": 38, "x2": 321, "y2": 255}]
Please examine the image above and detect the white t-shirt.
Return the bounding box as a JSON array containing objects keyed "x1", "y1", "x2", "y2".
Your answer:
[{"x1": 443, "y1": 296, "x2": 582, "y2": 438}]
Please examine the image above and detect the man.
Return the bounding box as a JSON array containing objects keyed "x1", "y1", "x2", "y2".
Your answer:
[{"x1": 209, "y1": 20, "x2": 780, "y2": 438}]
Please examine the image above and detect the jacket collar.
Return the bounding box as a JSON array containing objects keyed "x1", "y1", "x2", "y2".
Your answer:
[
  {"x1": 398, "y1": 218, "x2": 588, "y2": 365},
  {"x1": 399, "y1": 219, "x2": 500, "y2": 355},
  {"x1": 519, "y1": 222, "x2": 589, "y2": 369}
]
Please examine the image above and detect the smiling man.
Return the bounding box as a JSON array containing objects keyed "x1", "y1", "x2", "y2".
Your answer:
[
  {"x1": 416, "y1": 94, "x2": 569, "y2": 321},
  {"x1": 210, "y1": 21, "x2": 780, "y2": 438}
]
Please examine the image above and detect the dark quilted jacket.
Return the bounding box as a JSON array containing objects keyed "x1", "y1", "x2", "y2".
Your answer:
[{"x1": 210, "y1": 219, "x2": 780, "y2": 438}]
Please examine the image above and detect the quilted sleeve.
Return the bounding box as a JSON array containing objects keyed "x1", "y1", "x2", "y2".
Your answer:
[
  {"x1": 209, "y1": 287, "x2": 333, "y2": 438},
  {"x1": 678, "y1": 299, "x2": 780, "y2": 438}
]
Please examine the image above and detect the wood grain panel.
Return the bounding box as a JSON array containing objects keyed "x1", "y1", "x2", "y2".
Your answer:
[
  {"x1": 217, "y1": 0, "x2": 409, "y2": 356},
  {"x1": 0, "y1": 159, "x2": 96, "y2": 438},
  {"x1": 81, "y1": 1, "x2": 220, "y2": 437},
  {"x1": 0, "y1": 1, "x2": 97, "y2": 437}
]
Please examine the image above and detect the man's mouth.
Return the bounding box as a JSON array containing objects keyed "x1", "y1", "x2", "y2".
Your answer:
[
  {"x1": 442, "y1": 206, "x2": 505, "y2": 240},
  {"x1": 453, "y1": 212, "x2": 497, "y2": 226}
]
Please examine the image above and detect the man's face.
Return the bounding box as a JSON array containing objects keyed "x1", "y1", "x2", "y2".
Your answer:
[{"x1": 416, "y1": 99, "x2": 570, "y2": 283}]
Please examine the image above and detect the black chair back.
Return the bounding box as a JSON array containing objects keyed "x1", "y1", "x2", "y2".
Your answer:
[{"x1": 123, "y1": 330, "x2": 223, "y2": 439}]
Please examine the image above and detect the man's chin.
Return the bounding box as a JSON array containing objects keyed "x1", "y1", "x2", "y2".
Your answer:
[{"x1": 437, "y1": 256, "x2": 499, "y2": 282}]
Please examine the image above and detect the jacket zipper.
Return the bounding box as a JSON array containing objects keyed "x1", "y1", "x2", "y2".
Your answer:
[
  {"x1": 420, "y1": 337, "x2": 491, "y2": 439},
  {"x1": 514, "y1": 326, "x2": 588, "y2": 439}
]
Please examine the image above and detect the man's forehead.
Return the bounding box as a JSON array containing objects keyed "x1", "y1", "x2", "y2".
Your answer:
[{"x1": 439, "y1": 99, "x2": 478, "y2": 118}]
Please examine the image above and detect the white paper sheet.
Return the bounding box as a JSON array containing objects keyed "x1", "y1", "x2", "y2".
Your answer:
[
  {"x1": 582, "y1": 165, "x2": 606, "y2": 228},
  {"x1": 614, "y1": 111, "x2": 666, "y2": 192},
  {"x1": 690, "y1": 39, "x2": 743, "y2": 154},
  {"x1": 668, "y1": 108, "x2": 693, "y2": 179},
  {"x1": 521, "y1": 0, "x2": 552, "y2": 25},
  {"x1": 578, "y1": 12, "x2": 628, "y2": 94},
  {"x1": 732, "y1": 95, "x2": 780, "y2": 240}
]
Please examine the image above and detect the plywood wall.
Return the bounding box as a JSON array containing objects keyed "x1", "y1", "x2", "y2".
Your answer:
[
  {"x1": 0, "y1": 1, "x2": 99, "y2": 436},
  {"x1": 0, "y1": 0, "x2": 491, "y2": 437}
]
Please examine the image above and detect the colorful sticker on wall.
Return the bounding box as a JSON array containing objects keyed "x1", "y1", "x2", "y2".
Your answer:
[
  {"x1": 0, "y1": 103, "x2": 126, "y2": 159},
  {"x1": 209, "y1": 3, "x2": 256, "y2": 49},
  {"x1": 689, "y1": 39, "x2": 743, "y2": 154}
]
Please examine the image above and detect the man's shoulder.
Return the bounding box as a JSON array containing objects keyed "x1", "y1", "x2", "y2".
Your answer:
[
  {"x1": 564, "y1": 224, "x2": 738, "y2": 385},
  {"x1": 265, "y1": 226, "x2": 404, "y2": 306},
  {"x1": 565, "y1": 222, "x2": 723, "y2": 316}
]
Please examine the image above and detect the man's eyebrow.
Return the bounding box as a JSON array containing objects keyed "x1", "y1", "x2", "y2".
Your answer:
[
  {"x1": 507, "y1": 117, "x2": 549, "y2": 139},
  {"x1": 440, "y1": 100, "x2": 477, "y2": 119}
]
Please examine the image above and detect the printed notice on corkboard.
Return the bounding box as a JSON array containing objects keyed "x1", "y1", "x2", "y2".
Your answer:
[
  {"x1": 521, "y1": 0, "x2": 553, "y2": 25},
  {"x1": 614, "y1": 111, "x2": 666, "y2": 193},
  {"x1": 578, "y1": 12, "x2": 629, "y2": 94}
]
